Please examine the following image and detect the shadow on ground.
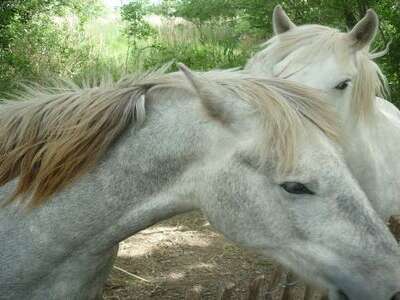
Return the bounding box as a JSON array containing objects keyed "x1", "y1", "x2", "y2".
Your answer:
[{"x1": 103, "y1": 211, "x2": 282, "y2": 300}]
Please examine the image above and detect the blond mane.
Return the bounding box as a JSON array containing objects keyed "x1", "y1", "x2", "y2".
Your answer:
[
  {"x1": 0, "y1": 71, "x2": 157, "y2": 208},
  {"x1": 0, "y1": 68, "x2": 338, "y2": 207},
  {"x1": 246, "y1": 24, "x2": 388, "y2": 120}
]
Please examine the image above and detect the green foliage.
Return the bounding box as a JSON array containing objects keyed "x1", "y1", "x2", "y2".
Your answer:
[
  {"x1": 121, "y1": 1, "x2": 154, "y2": 39},
  {"x1": 0, "y1": 0, "x2": 104, "y2": 92},
  {"x1": 0, "y1": 0, "x2": 398, "y2": 105},
  {"x1": 173, "y1": 0, "x2": 237, "y2": 24},
  {"x1": 150, "y1": 0, "x2": 176, "y2": 17},
  {"x1": 142, "y1": 42, "x2": 250, "y2": 71}
]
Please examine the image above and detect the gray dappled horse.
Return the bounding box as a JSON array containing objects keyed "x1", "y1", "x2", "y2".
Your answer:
[
  {"x1": 0, "y1": 66, "x2": 399, "y2": 300},
  {"x1": 246, "y1": 6, "x2": 400, "y2": 222}
]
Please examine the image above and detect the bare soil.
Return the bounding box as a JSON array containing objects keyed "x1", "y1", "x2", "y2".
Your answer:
[{"x1": 103, "y1": 212, "x2": 315, "y2": 300}]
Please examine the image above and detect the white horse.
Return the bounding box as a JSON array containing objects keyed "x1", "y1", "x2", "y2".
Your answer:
[
  {"x1": 0, "y1": 66, "x2": 399, "y2": 300},
  {"x1": 246, "y1": 6, "x2": 400, "y2": 221}
]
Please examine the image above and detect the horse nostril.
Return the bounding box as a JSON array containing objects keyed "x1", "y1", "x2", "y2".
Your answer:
[{"x1": 391, "y1": 292, "x2": 400, "y2": 300}]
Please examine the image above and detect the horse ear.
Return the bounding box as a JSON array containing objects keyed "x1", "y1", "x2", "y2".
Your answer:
[
  {"x1": 273, "y1": 5, "x2": 296, "y2": 35},
  {"x1": 178, "y1": 64, "x2": 233, "y2": 124},
  {"x1": 348, "y1": 9, "x2": 378, "y2": 50}
]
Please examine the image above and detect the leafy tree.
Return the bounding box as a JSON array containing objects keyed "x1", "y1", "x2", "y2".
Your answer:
[
  {"x1": 150, "y1": 0, "x2": 177, "y2": 17},
  {"x1": 173, "y1": 0, "x2": 237, "y2": 24},
  {"x1": 121, "y1": 1, "x2": 154, "y2": 40},
  {"x1": 0, "y1": 0, "x2": 104, "y2": 92}
]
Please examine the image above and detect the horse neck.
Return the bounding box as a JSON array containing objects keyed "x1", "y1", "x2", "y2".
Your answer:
[
  {"x1": 0, "y1": 90, "x2": 214, "y2": 259},
  {"x1": 341, "y1": 97, "x2": 400, "y2": 220},
  {"x1": 244, "y1": 55, "x2": 273, "y2": 77}
]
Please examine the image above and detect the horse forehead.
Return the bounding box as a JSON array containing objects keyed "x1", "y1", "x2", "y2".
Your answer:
[
  {"x1": 287, "y1": 55, "x2": 355, "y2": 89},
  {"x1": 295, "y1": 135, "x2": 343, "y2": 173}
]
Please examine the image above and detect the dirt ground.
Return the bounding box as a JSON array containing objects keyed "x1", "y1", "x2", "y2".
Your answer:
[{"x1": 103, "y1": 212, "x2": 317, "y2": 300}]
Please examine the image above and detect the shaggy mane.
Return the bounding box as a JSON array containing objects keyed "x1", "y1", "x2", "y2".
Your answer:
[
  {"x1": 0, "y1": 67, "x2": 338, "y2": 207},
  {"x1": 0, "y1": 71, "x2": 157, "y2": 208}
]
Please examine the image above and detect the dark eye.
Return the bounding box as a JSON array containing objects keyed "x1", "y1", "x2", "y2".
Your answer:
[
  {"x1": 280, "y1": 182, "x2": 315, "y2": 195},
  {"x1": 335, "y1": 79, "x2": 351, "y2": 90}
]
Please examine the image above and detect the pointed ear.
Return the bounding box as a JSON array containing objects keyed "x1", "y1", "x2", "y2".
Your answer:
[
  {"x1": 178, "y1": 63, "x2": 233, "y2": 124},
  {"x1": 348, "y1": 9, "x2": 378, "y2": 50},
  {"x1": 273, "y1": 5, "x2": 296, "y2": 35}
]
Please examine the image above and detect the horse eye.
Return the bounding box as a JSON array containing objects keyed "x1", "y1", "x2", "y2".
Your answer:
[
  {"x1": 335, "y1": 79, "x2": 351, "y2": 90},
  {"x1": 280, "y1": 182, "x2": 315, "y2": 195}
]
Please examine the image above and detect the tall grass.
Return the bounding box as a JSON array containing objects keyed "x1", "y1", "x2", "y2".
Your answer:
[
  {"x1": 76, "y1": 12, "x2": 257, "y2": 79},
  {"x1": 137, "y1": 16, "x2": 254, "y2": 71},
  {"x1": 0, "y1": 10, "x2": 259, "y2": 93}
]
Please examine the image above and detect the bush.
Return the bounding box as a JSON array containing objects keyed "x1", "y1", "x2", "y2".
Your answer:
[{"x1": 0, "y1": 0, "x2": 104, "y2": 94}]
